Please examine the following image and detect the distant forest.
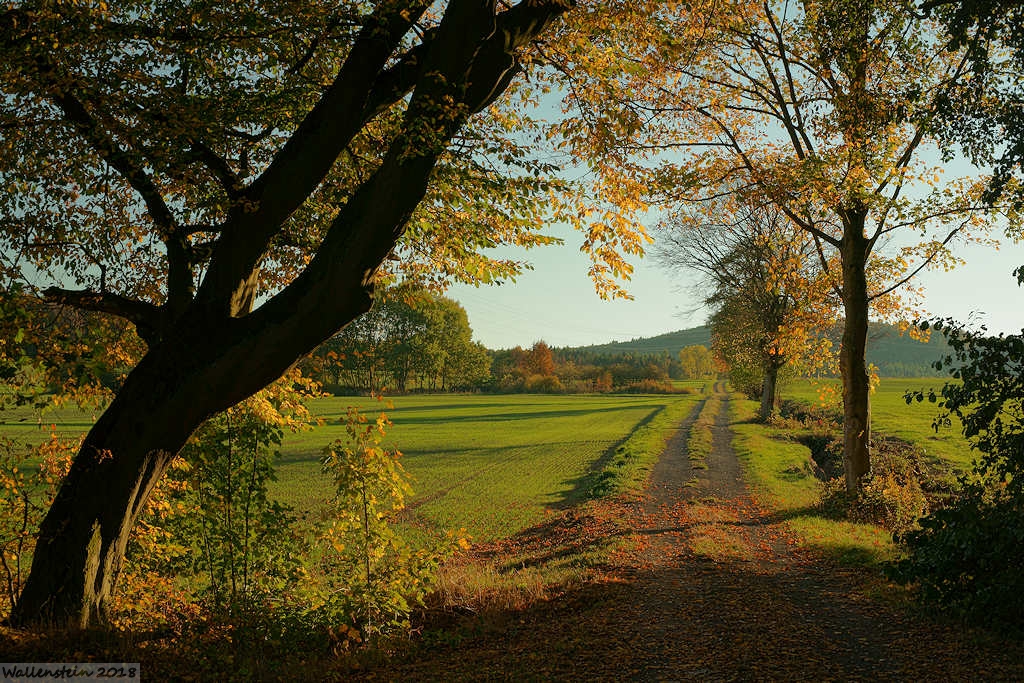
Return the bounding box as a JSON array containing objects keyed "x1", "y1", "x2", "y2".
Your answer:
[
  {"x1": 300, "y1": 293, "x2": 954, "y2": 394},
  {"x1": 578, "y1": 323, "x2": 953, "y2": 378}
]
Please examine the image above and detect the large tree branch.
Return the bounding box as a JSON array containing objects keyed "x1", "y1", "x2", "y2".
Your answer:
[
  {"x1": 232, "y1": 0, "x2": 572, "y2": 364},
  {"x1": 868, "y1": 224, "x2": 964, "y2": 301},
  {"x1": 188, "y1": 142, "x2": 242, "y2": 199},
  {"x1": 42, "y1": 288, "x2": 162, "y2": 345},
  {"x1": 10, "y1": 23, "x2": 197, "y2": 320},
  {"x1": 44, "y1": 79, "x2": 175, "y2": 234},
  {"x1": 198, "y1": 0, "x2": 570, "y2": 319},
  {"x1": 45, "y1": 83, "x2": 195, "y2": 320},
  {"x1": 196, "y1": 1, "x2": 432, "y2": 316}
]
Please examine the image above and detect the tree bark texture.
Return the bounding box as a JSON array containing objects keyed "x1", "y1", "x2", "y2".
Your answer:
[
  {"x1": 759, "y1": 362, "x2": 780, "y2": 420},
  {"x1": 839, "y1": 216, "x2": 872, "y2": 493}
]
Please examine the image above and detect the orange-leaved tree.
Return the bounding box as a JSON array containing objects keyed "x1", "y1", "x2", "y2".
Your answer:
[
  {"x1": 550, "y1": 0, "x2": 1020, "y2": 491},
  {"x1": 656, "y1": 194, "x2": 839, "y2": 418}
]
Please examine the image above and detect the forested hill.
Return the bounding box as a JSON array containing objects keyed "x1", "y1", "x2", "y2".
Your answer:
[
  {"x1": 570, "y1": 323, "x2": 954, "y2": 377},
  {"x1": 575, "y1": 326, "x2": 714, "y2": 356}
]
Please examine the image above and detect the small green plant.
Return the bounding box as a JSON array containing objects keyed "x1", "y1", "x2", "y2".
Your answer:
[
  {"x1": 160, "y1": 373, "x2": 316, "y2": 617},
  {"x1": 178, "y1": 408, "x2": 303, "y2": 612},
  {"x1": 318, "y1": 402, "x2": 460, "y2": 643}
]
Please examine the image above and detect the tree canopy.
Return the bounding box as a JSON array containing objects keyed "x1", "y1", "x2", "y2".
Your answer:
[
  {"x1": 305, "y1": 288, "x2": 491, "y2": 393},
  {"x1": 656, "y1": 195, "x2": 838, "y2": 417},
  {"x1": 0, "y1": 0, "x2": 578, "y2": 628},
  {"x1": 927, "y1": 0, "x2": 1024, "y2": 201}
]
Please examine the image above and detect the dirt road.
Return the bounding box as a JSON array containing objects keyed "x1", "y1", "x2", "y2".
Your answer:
[{"x1": 363, "y1": 386, "x2": 1024, "y2": 681}]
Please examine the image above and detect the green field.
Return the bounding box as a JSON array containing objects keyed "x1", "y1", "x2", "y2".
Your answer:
[
  {"x1": 783, "y1": 377, "x2": 974, "y2": 470},
  {"x1": 273, "y1": 391, "x2": 702, "y2": 542},
  {"x1": 0, "y1": 390, "x2": 705, "y2": 545},
  {"x1": 0, "y1": 401, "x2": 100, "y2": 446}
]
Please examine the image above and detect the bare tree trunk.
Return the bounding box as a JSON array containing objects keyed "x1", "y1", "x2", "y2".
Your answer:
[{"x1": 839, "y1": 218, "x2": 871, "y2": 493}]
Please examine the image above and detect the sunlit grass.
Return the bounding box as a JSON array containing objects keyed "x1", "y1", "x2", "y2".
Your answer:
[
  {"x1": 0, "y1": 401, "x2": 99, "y2": 446},
  {"x1": 684, "y1": 499, "x2": 754, "y2": 561},
  {"x1": 0, "y1": 392, "x2": 701, "y2": 548},
  {"x1": 730, "y1": 395, "x2": 894, "y2": 567},
  {"x1": 273, "y1": 393, "x2": 701, "y2": 543},
  {"x1": 783, "y1": 377, "x2": 974, "y2": 471},
  {"x1": 686, "y1": 393, "x2": 719, "y2": 470}
]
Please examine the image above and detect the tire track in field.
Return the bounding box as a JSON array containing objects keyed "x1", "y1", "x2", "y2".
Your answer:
[{"x1": 398, "y1": 402, "x2": 668, "y2": 531}]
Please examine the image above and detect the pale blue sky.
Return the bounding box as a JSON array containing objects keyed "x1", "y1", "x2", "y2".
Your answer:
[{"x1": 450, "y1": 222, "x2": 1024, "y2": 350}]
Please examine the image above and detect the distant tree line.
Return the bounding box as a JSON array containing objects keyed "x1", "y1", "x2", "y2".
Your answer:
[
  {"x1": 300, "y1": 288, "x2": 490, "y2": 394},
  {"x1": 300, "y1": 293, "x2": 721, "y2": 395},
  {"x1": 488, "y1": 342, "x2": 717, "y2": 393},
  {"x1": 300, "y1": 285, "x2": 950, "y2": 398}
]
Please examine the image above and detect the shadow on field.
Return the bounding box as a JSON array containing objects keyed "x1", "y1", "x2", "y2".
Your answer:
[
  {"x1": 388, "y1": 404, "x2": 667, "y2": 426},
  {"x1": 374, "y1": 401, "x2": 551, "y2": 414},
  {"x1": 622, "y1": 504, "x2": 822, "y2": 538},
  {"x1": 548, "y1": 405, "x2": 671, "y2": 510},
  {"x1": 9, "y1": 547, "x2": 1020, "y2": 683}
]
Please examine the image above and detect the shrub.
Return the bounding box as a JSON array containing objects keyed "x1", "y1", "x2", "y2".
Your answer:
[
  {"x1": 619, "y1": 379, "x2": 682, "y2": 394},
  {"x1": 524, "y1": 374, "x2": 564, "y2": 393},
  {"x1": 317, "y1": 404, "x2": 460, "y2": 644},
  {"x1": 888, "y1": 483, "x2": 1024, "y2": 630},
  {"x1": 818, "y1": 438, "x2": 929, "y2": 534},
  {"x1": 889, "y1": 314, "x2": 1024, "y2": 632},
  {"x1": 0, "y1": 433, "x2": 76, "y2": 617},
  {"x1": 173, "y1": 399, "x2": 305, "y2": 614}
]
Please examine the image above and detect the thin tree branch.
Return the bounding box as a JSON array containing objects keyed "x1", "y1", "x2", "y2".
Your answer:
[{"x1": 868, "y1": 224, "x2": 964, "y2": 301}]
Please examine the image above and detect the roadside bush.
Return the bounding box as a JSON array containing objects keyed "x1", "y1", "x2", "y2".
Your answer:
[
  {"x1": 889, "y1": 315, "x2": 1024, "y2": 632},
  {"x1": 889, "y1": 483, "x2": 1024, "y2": 630},
  {"x1": 775, "y1": 399, "x2": 841, "y2": 431},
  {"x1": 817, "y1": 438, "x2": 929, "y2": 534}
]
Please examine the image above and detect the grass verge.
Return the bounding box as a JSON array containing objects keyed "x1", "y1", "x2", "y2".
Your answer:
[
  {"x1": 729, "y1": 394, "x2": 895, "y2": 567},
  {"x1": 587, "y1": 393, "x2": 702, "y2": 498},
  {"x1": 686, "y1": 394, "x2": 720, "y2": 470}
]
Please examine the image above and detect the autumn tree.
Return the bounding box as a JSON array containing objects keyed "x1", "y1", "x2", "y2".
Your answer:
[
  {"x1": 0, "y1": 0, "x2": 575, "y2": 628},
  {"x1": 524, "y1": 340, "x2": 557, "y2": 376},
  {"x1": 657, "y1": 197, "x2": 837, "y2": 418},
  {"x1": 311, "y1": 298, "x2": 420, "y2": 393},
  {"x1": 557, "y1": 0, "x2": 1019, "y2": 491},
  {"x1": 677, "y1": 345, "x2": 715, "y2": 380}
]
